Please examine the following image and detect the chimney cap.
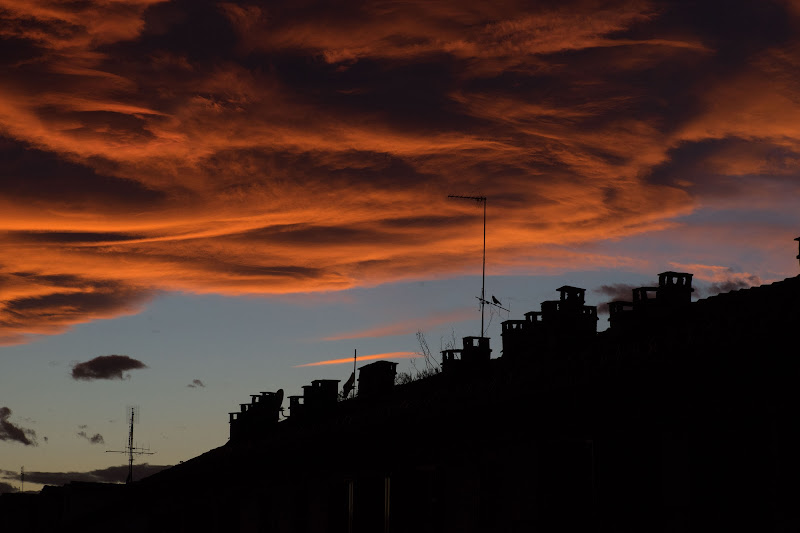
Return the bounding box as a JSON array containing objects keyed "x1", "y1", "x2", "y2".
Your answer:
[{"x1": 556, "y1": 285, "x2": 585, "y2": 292}]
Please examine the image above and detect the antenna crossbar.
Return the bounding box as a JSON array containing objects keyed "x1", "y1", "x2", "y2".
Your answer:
[
  {"x1": 105, "y1": 406, "x2": 155, "y2": 484},
  {"x1": 477, "y1": 296, "x2": 509, "y2": 313},
  {"x1": 447, "y1": 195, "x2": 486, "y2": 202}
]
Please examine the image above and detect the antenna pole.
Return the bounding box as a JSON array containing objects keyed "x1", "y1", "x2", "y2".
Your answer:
[
  {"x1": 482, "y1": 197, "x2": 486, "y2": 336},
  {"x1": 448, "y1": 195, "x2": 488, "y2": 336},
  {"x1": 106, "y1": 405, "x2": 155, "y2": 484},
  {"x1": 20, "y1": 466, "x2": 24, "y2": 493},
  {"x1": 353, "y1": 349, "x2": 357, "y2": 397},
  {"x1": 127, "y1": 407, "x2": 135, "y2": 484}
]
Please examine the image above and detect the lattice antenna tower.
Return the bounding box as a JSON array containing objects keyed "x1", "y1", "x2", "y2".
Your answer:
[{"x1": 106, "y1": 406, "x2": 155, "y2": 484}]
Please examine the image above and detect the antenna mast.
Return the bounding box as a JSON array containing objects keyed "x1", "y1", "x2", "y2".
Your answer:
[
  {"x1": 448, "y1": 195, "x2": 487, "y2": 336},
  {"x1": 106, "y1": 406, "x2": 154, "y2": 484}
]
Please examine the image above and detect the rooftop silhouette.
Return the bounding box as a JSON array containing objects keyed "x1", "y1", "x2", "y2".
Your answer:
[{"x1": 3, "y1": 238, "x2": 800, "y2": 532}]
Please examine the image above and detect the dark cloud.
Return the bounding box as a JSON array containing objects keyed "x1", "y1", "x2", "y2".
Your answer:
[
  {"x1": 594, "y1": 274, "x2": 763, "y2": 306},
  {"x1": 705, "y1": 274, "x2": 762, "y2": 296},
  {"x1": 594, "y1": 283, "x2": 642, "y2": 300},
  {"x1": 0, "y1": 481, "x2": 18, "y2": 494},
  {"x1": 658, "y1": 0, "x2": 793, "y2": 63},
  {"x1": 6, "y1": 231, "x2": 146, "y2": 244},
  {"x1": 187, "y1": 379, "x2": 205, "y2": 388},
  {"x1": 243, "y1": 224, "x2": 400, "y2": 247},
  {"x1": 593, "y1": 283, "x2": 649, "y2": 314},
  {"x1": 77, "y1": 431, "x2": 105, "y2": 445},
  {"x1": 0, "y1": 464, "x2": 170, "y2": 487},
  {"x1": 135, "y1": 0, "x2": 239, "y2": 62},
  {"x1": 0, "y1": 136, "x2": 165, "y2": 209},
  {"x1": 645, "y1": 138, "x2": 800, "y2": 196},
  {"x1": 71, "y1": 355, "x2": 148, "y2": 381},
  {"x1": 0, "y1": 407, "x2": 38, "y2": 446}
]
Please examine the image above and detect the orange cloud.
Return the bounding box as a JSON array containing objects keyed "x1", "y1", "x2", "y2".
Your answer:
[
  {"x1": 295, "y1": 351, "x2": 420, "y2": 367},
  {"x1": 1, "y1": 0, "x2": 800, "y2": 344},
  {"x1": 667, "y1": 263, "x2": 761, "y2": 285}
]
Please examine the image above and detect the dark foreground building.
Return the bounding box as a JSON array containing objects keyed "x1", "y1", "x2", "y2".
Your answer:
[{"x1": 4, "y1": 241, "x2": 800, "y2": 532}]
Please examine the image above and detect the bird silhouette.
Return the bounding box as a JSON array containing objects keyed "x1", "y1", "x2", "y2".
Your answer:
[{"x1": 492, "y1": 295, "x2": 501, "y2": 305}]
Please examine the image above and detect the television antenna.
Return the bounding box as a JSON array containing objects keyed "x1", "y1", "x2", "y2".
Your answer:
[
  {"x1": 448, "y1": 194, "x2": 488, "y2": 335},
  {"x1": 106, "y1": 406, "x2": 154, "y2": 484}
]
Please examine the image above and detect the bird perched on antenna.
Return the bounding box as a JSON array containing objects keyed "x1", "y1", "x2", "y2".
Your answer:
[{"x1": 492, "y1": 295, "x2": 502, "y2": 306}]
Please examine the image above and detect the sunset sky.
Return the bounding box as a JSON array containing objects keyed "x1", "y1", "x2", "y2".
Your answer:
[{"x1": 2, "y1": 0, "x2": 800, "y2": 493}]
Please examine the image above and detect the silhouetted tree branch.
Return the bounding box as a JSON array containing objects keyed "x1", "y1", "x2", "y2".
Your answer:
[{"x1": 396, "y1": 330, "x2": 442, "y2": 385}]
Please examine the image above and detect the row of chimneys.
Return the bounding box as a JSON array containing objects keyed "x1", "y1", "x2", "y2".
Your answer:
[
  {"x1": 226, "y1": 271, "x2": 699, "y2": 438},
  {"x1": 230, "y1": 239, "x2": 800, "y2": 440},
  {"x1": 229, "y1": 360, "x2": 398, "y2": 441}
]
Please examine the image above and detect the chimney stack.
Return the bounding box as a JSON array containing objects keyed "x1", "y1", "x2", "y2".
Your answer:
[{"x1": 795, "y1": 237, "x2": 799, "y2": 269}]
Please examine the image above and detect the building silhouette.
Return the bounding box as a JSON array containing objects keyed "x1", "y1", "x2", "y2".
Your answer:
[{"x1": 3, "y1": 239, "x2": 800, "y2": 532}]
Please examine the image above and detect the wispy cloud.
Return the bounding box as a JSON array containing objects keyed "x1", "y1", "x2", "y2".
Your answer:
[
  {"x1": 668, "y1": 262, "x2": 763, "y2": 296},
  {"x1": 0, "y1": 463, "x2": 170, "y2": 487},
  {"x1": 295, "y1": 351, "x2": 419, "y2": 367},
  {"x1": 0, "y1": 407, "x2": 37, "y2": 446},
  {"x1": 705, "y1": 276, "x2": 762, "y2": 295},
  {"x1": 187, "y1": 379, "x2": 205, "y2": 388},
  {"x1": 77, "y1": 430, "x2": 105, "y2": 445},
  {"x1": 0, "y1": 1, "x2": 799, "y2": 343},
  {"x1": 593, "y1": 283, "x2": 655, "y2": 314}
]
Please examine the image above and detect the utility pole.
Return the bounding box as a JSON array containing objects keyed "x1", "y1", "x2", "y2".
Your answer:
[{"x1": 448, "y1": 195, "x2": 487, "y2": 336}]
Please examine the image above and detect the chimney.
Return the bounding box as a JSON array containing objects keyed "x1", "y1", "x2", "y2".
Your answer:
[
  {"x1": 656, "y1": 271, "x2": 694, "y2": 306},
  {"x1": 357, "y1": 360, "x2": 398, "y2": 397},
  {"x1": 795, "y1": 237, "x2": 799, "y2": 269}
]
